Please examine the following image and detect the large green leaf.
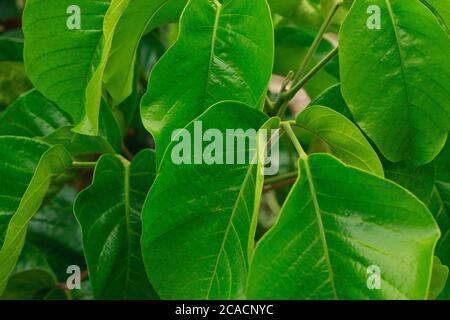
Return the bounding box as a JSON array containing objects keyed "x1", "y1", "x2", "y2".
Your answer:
[
  {"x1": 140, "y1": 0, "x2": 274, "y2": 161},
  {"x1": 296, "y1": 105, "x2": 384, "y2": 176},
  {"x1": 23, "y1": 0, "x2": 131, "y2": 135},
  {"x1": 104, "y1": 0, "x2": 187, "y2": 105},
  {"x1": 0, "y1": 245, "x2": 57, "y2": 300},
  {"x1": 0, "y1": 90, "x2": 122, "y2": 155},
  {"x1": 75, "y1": 150, "x2": 157, "y2": 299},
  {"x1": 0, "y1": 137, "x2": 72, "y2": 294},
  {"x1": 340, "y1": 0, "x2": 450, "y2": 165},
  {"x1": 141, "y1": 102, "x2": 274, "y2": 299},
  {"x1": 247, "y1": 153, "x2": 440, "y2": 299}
]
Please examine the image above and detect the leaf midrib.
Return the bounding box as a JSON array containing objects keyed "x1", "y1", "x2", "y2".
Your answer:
[
  {"x1": 301, "y1": 157, "x2": 338, "y2": 299},
  {"x1": 384, "y1": 0, "x2": 414, "y2": 154}
]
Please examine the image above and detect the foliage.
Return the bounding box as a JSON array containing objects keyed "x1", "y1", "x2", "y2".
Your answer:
[{"x1": 0, "y1": 0, "x2": 449, "y2": 300}]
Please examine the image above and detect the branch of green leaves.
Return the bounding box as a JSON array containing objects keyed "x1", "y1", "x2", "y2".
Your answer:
[{"x1": 264, "y1": 0, "x2": 343, "y2": 189}]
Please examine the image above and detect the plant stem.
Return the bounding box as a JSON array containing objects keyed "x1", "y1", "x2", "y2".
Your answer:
[
  {"x1": 264, "y1": 171, "x2": 298, "y2": 185},
  {"x1": 282, "y1": 122, "x2": 307, "y2": 158},
  {"x1": 122, "y1": 144, "x2": 134, "y2": 161},
  {"x1": 292, "y1": 0, "x2": 343, "y2": 84},
  {"x1": 283, "y1": 47, "x2": 339, "y2": 101},
  {"x1": 274, "y1": 47, "x2": 338, "y2": 118},
  {"x1": 72, "y1": 161, "x2": 97, "y2": 169}
]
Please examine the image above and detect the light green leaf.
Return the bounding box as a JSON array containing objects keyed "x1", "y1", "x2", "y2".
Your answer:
[
  {"x1": 428, "y1": 257, "x2": 449, "y2": 300},
  {"x1": 0, "y1": 137, "x2": 72, "y2": 295},
  {"x1": 420, "y1": 0, "x2": 450, "y2": 35},
  {"x1": 0, "y1": 245, "x2": 57, "y2": 300},
  {"x1": 340, "y1": 0, "x2": 450, "y2": 165},
  {"x1": 75, "y1": 149, "x2": 158, "y2": 299},
  {"x1": 104, "y1": 0, "x2": 187, "y2": 105},
  {"x1": 23, "y1": 0, "x2": 131, "y2": 135},
  {"x1": 140, "y1": 0, "x2": 274, "y2": 162},
  {"x1": 141, "y1": 102, "x2": 274, "y2": 299},
  {"x1": 296, "y1": 105, "x2": 384, "y2": 176},
  {"x1": 248, "y1": 154, "x2": 440, "y2": 299}
]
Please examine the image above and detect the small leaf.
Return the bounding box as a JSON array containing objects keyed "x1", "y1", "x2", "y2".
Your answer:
[
  {"x1": 140, "y1": 0, "x2": 274, "y2": 161},
  {"x1": 141, "y1": 102, "x2": 273, "y2": 299},
  {"x1": 296, "y1": 105, "x2": 384, "y2": 176},
  {"x1": 0, "y1": 245, "x2": 57, "y2": 300},
  {"x1": 0, "y1": 138, "x2": 72, "y2": 294},
  {"x1": 340, "y1": 0, "x2": 450, "y2": 165},
  {"x1": 248, "y1": 154, "x2": 440, "y2": 299},
  {"x1": 75, "y1": 149, "x2": 158, "y2": 299},
  {"x1": 428, "y1": 257, "x2": 449, "y2": 300}
]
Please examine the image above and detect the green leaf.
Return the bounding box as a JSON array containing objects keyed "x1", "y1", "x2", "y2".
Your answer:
[
  {"x1": 420, "y1": 0, "x2": 450, "y2": 35},
  {"x1": 0, "y1": 90, "x2": 122, "y2": 155},
  {"x1": 23, "y1": 0, "x2": 131, "y2": 135},
  {"x1": 0, "y1": 89, "x2": 72, "y2": 137},
  {"x1": 296, "y1": 105, "x2": 384, "y2": 176},
  {"x1": 384, "y1": 161, "x2": 435, "y2": 204},
  {"x1": 432, "y1": 141, "x2": 450, "y2": 298},
  {"x1": 0, "y1": 61, "x2": 32, "y2": 110},
  {"x1": 340, "y1": 0, "x2": 450, "y2": 165},
  {"x1": 247, "y1": 154, "x2": 440, "y2": 299},
  {"x1": 0, "y1": 138, "x2": 72, "y2": 295},
  {"x1": 140, "y1": 0, "x2": 274, "y2": 162},
  {"x1": 0, "y1": 33, "x2": 24, "y2": 62},
  {"x1": 27, "y1": 186, "x2": 85, "y2": 281},
  {"x1": 309, "y1": 84, "x2": 354, "y2": 122},
  {"x1": 268, "y1": 0, "x2": 324, "y2": 33},
  {"x1": 141, "y1": 102, "x2": 273, "y2": 299},
  {"x1": 0, "y1": 244, "x2": 57, "y2": 300},
  {"x1": 104, "y1": 0, "x2": 187, "y2": 105},
  {"x1": 428, "y1": 257, "x2": 449, "y2": 300},
  {"x1": 75, "y1": 149, "x2": 158, "y2": 299}
]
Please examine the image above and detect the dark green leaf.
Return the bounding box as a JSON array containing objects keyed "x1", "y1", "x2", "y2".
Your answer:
[
  {"x1": 75, "y1": 149, "x2": 158, "y2": 299},
  {"x1": 1, "y1": 245, "x2": 57, "y2": 300}
]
